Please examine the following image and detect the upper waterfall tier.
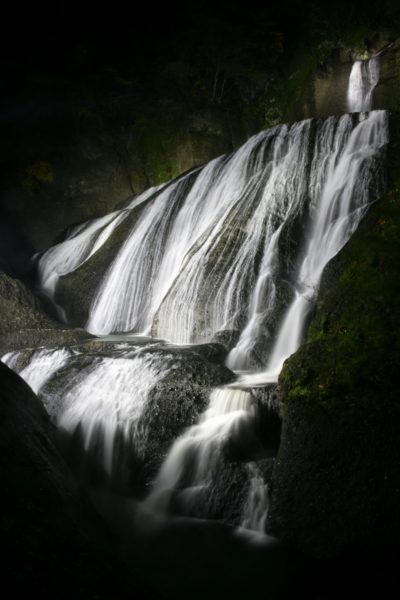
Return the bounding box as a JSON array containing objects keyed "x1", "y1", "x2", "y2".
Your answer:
[
  {"x1": 347, "y1": 55, "x2": 380, "y2": 112},
  {"x1": 36, "y1": 110, "x2": 388, "y2": 369}
]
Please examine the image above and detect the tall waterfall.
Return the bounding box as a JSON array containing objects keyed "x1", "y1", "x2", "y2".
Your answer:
[
  {"x1": 86, "y1": 112, "x2": 384, "y2": 348},
  {"x1": 7, "y1": 55, "x2": 388, "y2": 533},
  {"x1": 86, "y1": 123, "x2": 314, "y2": 339},
  {"x1": 142, "y1": 54, "x2": 388, "y2": 527}
]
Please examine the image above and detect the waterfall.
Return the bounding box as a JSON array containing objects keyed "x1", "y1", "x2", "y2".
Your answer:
[
  {"x1": 16, "y1": 55, "x2": 388, "y2": 532},
  {"x1": 144, "y1": 387, "x2": 254, "y2": 515},
  {"x1": 2, "y1": 347, "x2": 71, "y2": 394},
  {"x1": 142, "y1": 56, "x2": 388, "y2": 530},
  {"x1": 241, "y1": 463, "x2": 269, "y2": 532},
  {"x1": 56, "y1": 350, "x2": 171, "y2": 475},
  {"x1": 36, "y1": 185, "x2": 164, "y2": 316},
  {"x1": 233, "y1": 53, "x2": 386, "y2": 383},
  {"x1": 347, "y1": 56, "x2": 380, "y2": 112},
  {"x1": 37, "y1": 108, "x2": 386, "y2": 361},
  {"x1": 2, "y1": 345, "x2": 172, "y2": 476},
  {"x1": 239, "y1": 108, "x2": 388, "y2": 386}
]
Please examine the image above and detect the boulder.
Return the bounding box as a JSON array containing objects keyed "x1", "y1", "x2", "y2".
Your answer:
[{"x1": 0, "y1": 269, "x2": 91, "y2": 355}]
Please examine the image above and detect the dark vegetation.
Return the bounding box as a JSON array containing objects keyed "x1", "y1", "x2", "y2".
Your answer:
[{"x1": 2, "y1": 0, "x2": 400, "y2": 261}]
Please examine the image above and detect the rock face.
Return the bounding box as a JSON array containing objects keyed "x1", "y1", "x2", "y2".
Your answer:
[
  {"x1": 0, "y1": 269, "x2": 90, "y2": 354},
  {"x1": 0, "y1": 269, "x2": 55, "y2": 331},
  {"x1": 0, "y1": 62, "x2": 242, "y2": 258},
  {"x1": 267, "y1": 113, "x2": 400, "y2": 558},
  {"x1": 0, "y1": 361, "x2": 157, "y2": 599}
]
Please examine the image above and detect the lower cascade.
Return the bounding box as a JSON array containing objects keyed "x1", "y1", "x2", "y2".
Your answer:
[
  {"x1": 3, "y1": 56, "x2": 390, "y2": 533},
  {"x1": 241, "y1": 463, "x2": 270, "y2": 532},
  {"x1": 3, "y1": 344, "x2": 174, "y2": 477},
  {"x1": 144, "y1": 388, "x2": 254, "y2": 515}
]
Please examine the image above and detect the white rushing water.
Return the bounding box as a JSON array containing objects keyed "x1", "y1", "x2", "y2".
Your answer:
[
  {"x1": 154, "y1": 121, "x2": 313, "y2": 344},
  {"x1": 145, "y1": 387, "x2": 254, "y2": 514},
  {"x1": 57, "y1": 350, "x2": 171, "y2": 474},
  {"x1": 227, "y1": 112, "x2": 354, "y2": 371},
  {"x1": 2, "y1": 347, "x2": 71, "y2": 394},
  {"x1": 239, "y1": 107, "x2": 388, "y2": 386},
  {"x1": 36, "y1": 185, "x2": 163, "y2": 315},
  {"x1": 348, "y1": 55, "x2": 380, "y2": 112},
  {"x1": 241, "y1": 463, "x2": 269, "y2": 532},
  {"x1": 2, "y1": 345, "x2": 171, "y2": 476},
  {"x1": 86, "y1": 168, "x2": 201, "y2": 334},
  {"x1": 87, "y1": 118, "x2": 354, "y2": 345},
  {"x1": 37, "y1": 60, "x2": 386, "y2": 370}
]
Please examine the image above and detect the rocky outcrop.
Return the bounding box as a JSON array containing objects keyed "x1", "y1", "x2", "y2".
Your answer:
[
  {"x1": 267, "y1": 113, "x2": 400, "y2": 558},
  {"x1": 0, "y1": 269, "x2": 55, "y2": 330},
  {"x1": 0, "y1": 269, "x2": 90, "y2": 354},
  {"x1": 0, "y1": 361, "x2": 157, "y2": 599}
]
